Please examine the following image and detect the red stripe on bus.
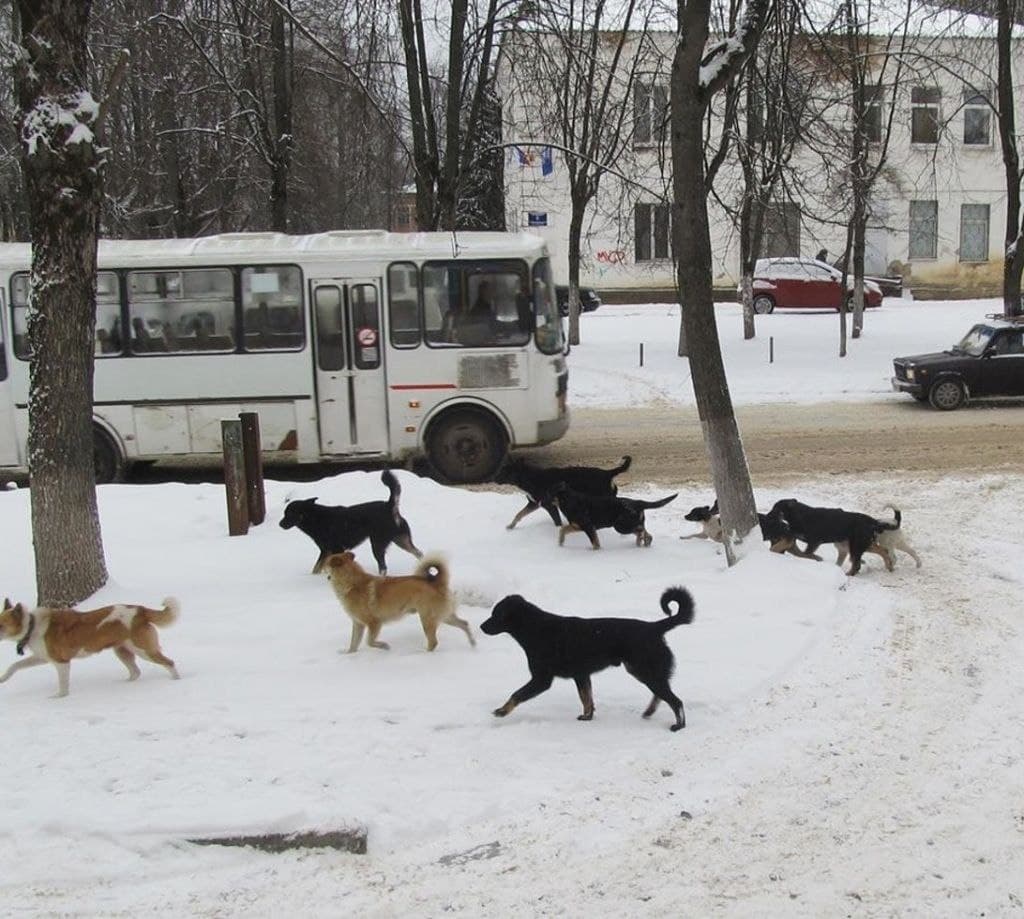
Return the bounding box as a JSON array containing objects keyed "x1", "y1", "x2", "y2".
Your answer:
[{"x1": 389, "y1": 383, "x2": 458, "y2": 390}]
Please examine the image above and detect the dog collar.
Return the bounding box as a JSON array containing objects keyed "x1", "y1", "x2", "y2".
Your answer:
[{"x1": 16, "y1": 613, "x2": 35, "y2": 656}]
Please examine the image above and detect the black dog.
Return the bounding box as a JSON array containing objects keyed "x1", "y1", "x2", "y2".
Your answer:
[
  {"x1": 495, "y1": 454, "x2": 632, "y2": 529},
  {"x1": 682, "y1": 500, "x2": 816, "y2": 557},
  {"x1": 279, "y1": 469, "x2": 422, "y2": 575},
  {"x1": 481, "y1": 588, "x2": 695, "y2": 731},
  {"x1": 769, "y1": 498, "x2": 898, "y2": 576},
  {"x1": 550, "y1": 482, "x2": 677, "y2": 548}
]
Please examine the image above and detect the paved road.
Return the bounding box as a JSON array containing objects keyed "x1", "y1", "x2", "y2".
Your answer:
[
  {"x1": 118, "y1": 398, "x2": 1024, "y2": 487},
  {"x1": 521, "y1": 399, "x2": 1024, "y2": 486}
]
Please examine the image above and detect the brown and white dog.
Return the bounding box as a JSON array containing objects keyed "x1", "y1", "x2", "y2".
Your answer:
[
  {"x1": 0, "y1": 597, "x2": 181, "y2": 698},
  {"x1": 324, "y1": 551, "x2": 475, "y2": 653}
]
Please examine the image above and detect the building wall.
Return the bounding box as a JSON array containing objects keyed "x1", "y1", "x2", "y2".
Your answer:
[{"x1": 499, "y1": 30, "x2": 1023, "y2": 300}]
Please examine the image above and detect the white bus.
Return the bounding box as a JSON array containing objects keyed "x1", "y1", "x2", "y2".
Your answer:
[{"x1": 0, "y1": 230, "x2": 569, "y2": 484}]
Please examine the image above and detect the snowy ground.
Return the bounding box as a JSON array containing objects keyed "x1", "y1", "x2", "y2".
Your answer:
[
  {"x1": 1, "y1": 297, "x2": 1022, "y2": 917},
  {"x1": 568, "y1": 296, "x2": 998, "y2": 408}
]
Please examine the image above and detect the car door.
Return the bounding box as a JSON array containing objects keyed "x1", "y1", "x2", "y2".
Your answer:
[
  {"x1": 979, "y1": 329, "x2": 1024, "y2": 396},
  {"x1": 809, "y1": 264, "x2": 843, "y2": 308},
  {"x1": 311, "y1": 278, "x2": 390, "y2": 456}
]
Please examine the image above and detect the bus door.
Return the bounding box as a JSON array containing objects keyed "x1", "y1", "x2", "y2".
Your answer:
[
  {"x1": 311, "y1": 279, "x2": 389, "y2": 455},
  {"x1": 0, "y1": 287, "x2": 19, "y2": 466}
]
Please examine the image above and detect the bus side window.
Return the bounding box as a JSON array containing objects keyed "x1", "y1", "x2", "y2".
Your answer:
[
  {"x1": 0, "y1": 290, "x2": 6, "y2": 380},
  {"x1": 95, "y1": 271, "x2": 122, "y2": 356},
  {"x1": 314, "y1": 286, "x2": 346, "y2": 371},
  {"x1": 387, "y1": 262, "x2": 420, "y2": 348},
  {"x1": 242, "y1": 265, "x2": 305, "y2": 350},
  {"x1": 10, "y1": 273, "x2": 30, "y2": 359}
]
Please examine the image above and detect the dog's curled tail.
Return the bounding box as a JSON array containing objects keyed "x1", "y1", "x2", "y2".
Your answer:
[
  {"x1": 147, "y1": 597, "x2": 181, "y2": 628},
  {"x1": 881, "y1": 503, "x2": 902, "y2": 529},
  {"x1": 612, "y1": 455, "x2": 633, "y2": 476},
  {"x1": 414, "y1": 553, "x2": 449, "y2": 589},
  {"x1": 382, "y1": 469, "x2": 402, "y2": 525},
  {"x1": 658, "y1": 587, "x2": 695, "y2": 632}
]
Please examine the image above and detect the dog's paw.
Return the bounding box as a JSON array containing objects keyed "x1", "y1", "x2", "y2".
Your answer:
[
  {"x1": 492, "y1": 707, "x2": 508, "y2": 718},
  {"x1": 670, "y1": 723, "x2": 684, "y2": 732},
  {"x1": 577, "y1": 713, "x2": 594, "y2": 722}
]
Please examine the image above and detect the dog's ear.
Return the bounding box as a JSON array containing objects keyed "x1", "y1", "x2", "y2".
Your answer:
[
  {"x1": 710, "y1": 499, "x2": 718, "y2": 514},
  {"x1": 2, "y1": 597, "x2": 9, "y2": 611}
]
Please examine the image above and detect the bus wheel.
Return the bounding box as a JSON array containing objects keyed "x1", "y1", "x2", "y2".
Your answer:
[
  {"x1": 94, "y1": 426, "x2": 126, "y2": 484},
  {"x1": 426, "y1": 410, "x2": 507, "y2": 484}
]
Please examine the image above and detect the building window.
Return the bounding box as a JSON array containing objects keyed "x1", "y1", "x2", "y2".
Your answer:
[
  {"x1": 963, "y1": 87, "x2": 991, "y2": 146},
  {"x1": 864, "y1": 85, "x2": 883, "y2": 143},
  {"x1": 959, "y1": 204, "x2": 990, "y2": 262},
  {"x1": 911, "y1": 87, "x2": 940, "y2": 144},
  {"x1": 635, "y1": 203, "x2": 672, "y2": 261},
  {"x1": 909, "y1": 200, "x2": 938, "y2": 259},
  {"x1": 762, "y1": 203, "x2": 801, "y2": 257},
  {"x1": 634, "y1": 81, "x2": 668, "y2": 146}
]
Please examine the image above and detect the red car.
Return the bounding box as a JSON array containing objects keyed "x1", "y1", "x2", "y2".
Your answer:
[{"x1": 749, "y1": 257, "x2": 884, "y2": 314}]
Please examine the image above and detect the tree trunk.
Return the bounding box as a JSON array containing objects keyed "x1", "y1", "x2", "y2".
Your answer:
[
  {"x1": 739, "y1": 193, "x2": 756, "y2": 340},
  {"x1": 997, "y1": 0, "x2": 1024, "y2": 317},
  {"x1": 14, "y1": 0, "x2": 108, "y2": 606},
  {"x1": 671, "y1": 32, "x2": 757, "y2": 558},
  {"x1": 851, "y1": 205, "x2": 866, "y2": 338},
  {"x1": 567, "y1": 207, "x2": 584, "y2": 346},
  {"x1": 269, "y1": 0, "x2": 292, "y2": 233}
]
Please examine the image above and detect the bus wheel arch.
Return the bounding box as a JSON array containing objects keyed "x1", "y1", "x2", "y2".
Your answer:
[
  {"x1": 93, "y1": 422, "x2": 127, "y2": 484},
  {"x1": 424, "y1": 405, "x2": 509, "y2": 484}
]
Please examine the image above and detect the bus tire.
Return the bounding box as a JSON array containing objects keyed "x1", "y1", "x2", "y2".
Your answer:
[
  {"x1": 94, "y1": 426, "x2": 126, "y2": 484},
  {"x1": 426, "y1": 409, "x2": 507, "y2": 484}
]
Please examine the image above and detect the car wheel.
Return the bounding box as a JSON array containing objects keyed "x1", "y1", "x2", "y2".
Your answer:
[
  {"x1": 426, "y1": 409, "x2": 507, "y2": 484},
  {"x1": 94, "y1": 426, "x2": 126, "y2": 483},
  {"x1": 928, "y1": 378, "x2": 966, "y2": 411},
  {"x1": 752, "y1": 294, "x2": 775, "y2": 315}
]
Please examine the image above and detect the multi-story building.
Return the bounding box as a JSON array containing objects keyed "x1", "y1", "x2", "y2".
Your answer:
[{"x1": 498, "y1": 27, "x2": 1022, "y2": 300}]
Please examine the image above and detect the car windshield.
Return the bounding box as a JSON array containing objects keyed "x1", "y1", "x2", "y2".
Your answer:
[{"x1": 954, "y1": 324, "x2": 995, "y2": 356}]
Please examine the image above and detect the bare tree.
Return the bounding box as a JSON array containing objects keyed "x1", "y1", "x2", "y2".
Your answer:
[
  {"x1": 671, "y1": 0, "x2": 768, "y2": 562},
  {"x1": 505, "y1": 1, "x2": 654, "y2": 344},
  {"x1": 399, "y1": 0, "x2": 505, "y2": 230},
  {"x1": 13, "y1": 0, "x2": 109, "y2": 605},
  {"x1": 732, "y1": 6, "x2": 807, "y2": 340}
]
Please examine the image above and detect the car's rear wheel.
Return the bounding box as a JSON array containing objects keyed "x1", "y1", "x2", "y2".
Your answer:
[
  {"x1": 928, "y1": 378, "x2": 966, "y2": 411},
  {"x1": 753, "y1": 294, "x2": 775, "y2": 315}
]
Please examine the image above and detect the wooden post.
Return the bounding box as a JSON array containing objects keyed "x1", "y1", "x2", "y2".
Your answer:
[
  {"x1": 221, "y1": 419, "x2": 249, "y2": 536},
  {"x1": 239, "y1": 411, "x2": 266, "y2": 525}
]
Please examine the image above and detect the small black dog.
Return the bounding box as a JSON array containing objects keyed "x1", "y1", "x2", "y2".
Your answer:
[
  {"x1": 682, "y1": 500, "x2": 816, "y2": 557},
  {"x1": 279, "y1": 470, "x2": 422, "y2": 575},
  {"x1": 550, "y1": 482, "x2": 677, "y2": 548},
  {"x1": 495, "y1": 454, "x2": 632, "y2": 529},
  {"x1": 481, "y1": 588, "x2": 695, "y2": 731},
  {"x1": 769, "y1": 498, "x2": 899, "y2": 576}
]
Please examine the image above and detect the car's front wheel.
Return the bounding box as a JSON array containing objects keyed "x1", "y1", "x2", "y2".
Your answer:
[
  {"x1": 752, "y1": 294, "x2": 775, "y2": 315},
  {"x1": 928, "y1": 378, "x2": 966, "y2": 411}
]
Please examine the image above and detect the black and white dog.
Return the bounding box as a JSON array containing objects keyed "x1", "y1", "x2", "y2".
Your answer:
[
  {"x1": 681, "y1": 499, "x2": 816, "y2": 558},
  {"x1": 768, "y1": 498, "x2": 901, "y2": 576}
]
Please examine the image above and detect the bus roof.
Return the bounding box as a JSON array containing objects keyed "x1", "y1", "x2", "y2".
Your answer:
[{"x1": 0, "y1": 230, "x2": 550, "y2": 268}]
